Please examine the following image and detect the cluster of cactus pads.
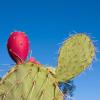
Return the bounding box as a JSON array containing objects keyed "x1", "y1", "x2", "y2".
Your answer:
[{"x1": 0, "y1": 32, "x2": 95, "y2": 100}]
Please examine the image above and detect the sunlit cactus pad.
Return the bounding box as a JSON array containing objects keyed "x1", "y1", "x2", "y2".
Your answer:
[
  {"x1": 56, "y1": 34, "x2": 95, "y2": 82},
  {"x1": 0, "y1": 63, "x2": 63, "y2": 100}
]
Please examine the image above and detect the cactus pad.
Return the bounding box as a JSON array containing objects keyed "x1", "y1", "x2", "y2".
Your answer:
[
  {"x1": 0, "y1": 63, "x2": 63, "y2": 100},
  {"x1": 55, "y1": 34, "x2": 95, "y2": 82}
]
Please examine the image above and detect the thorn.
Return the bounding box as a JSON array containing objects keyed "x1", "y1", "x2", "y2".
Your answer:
[
  {"x1": 92, "y1": 37, "x2": 96, "y2": 39},
  {"x1": 38, "y1": 90, "x2": 45, "y2": 100},
  {"x1": 26, "y1": 81, "x2": 36, "y2": 99},
  {"x1": 94, "y1": 56, "x2": 100, "y2": 62},
  {"x1": 0, "y1": 64, "x2": 14, "y2": 66},
  {"x1": 72, "y1": 30, "x2": 78, "y2": 34},
  {"x1": 96, "y1": 50, "x2": 100, "y2": 53},
  {"x1": 0, "y1": 69, "x2": 5, "y2": 72},
  {"x1": 87, "y1": 32, "x2": 92, "y2": 35},
  {"x1": 29, "y1": 50, "x2": 32, "y2": 58},
  {"x1": 68, "y1": 33, "x2": 74, "y2": 37},
  {"x1": 88, "y1": 63, "x2": 94, "y2": 71},
  {"x1": 65, "y1": 95, "x2": 76, "y2": 100},
  {"x1": 93, "y1": 40, "x2": 99, "y2": 42},
  {"x1": 56, "y1": 42, "x2": 63, "y2": 45}
]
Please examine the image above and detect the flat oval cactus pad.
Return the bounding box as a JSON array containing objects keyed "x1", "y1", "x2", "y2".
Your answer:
[
  {"x1": 55, "y1": 34, "x2": 95, "y2": 82},
  {"x1": 0, "y1": 63, "x2": 63, "y2": 100}
]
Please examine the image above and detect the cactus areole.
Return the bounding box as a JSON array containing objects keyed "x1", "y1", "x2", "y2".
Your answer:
[{"x1": 7, "y1": 31, "x2": 30, "y2": 64}]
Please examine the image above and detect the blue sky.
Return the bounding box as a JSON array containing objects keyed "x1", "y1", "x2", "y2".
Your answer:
[{"x1": 0, "y1": 0, "x2": 100, "y2": 100}]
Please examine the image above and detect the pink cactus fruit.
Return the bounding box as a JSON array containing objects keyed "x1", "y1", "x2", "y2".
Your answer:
[
  {"x1": 7, "y1": 31, "x2": 30, "y2": 64},
  {"x1": 29, "y1": 57, "x2": 40, "y2": 64}
]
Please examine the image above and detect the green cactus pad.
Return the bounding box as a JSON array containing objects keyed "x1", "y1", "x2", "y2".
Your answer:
[
  {"x1": 55, "y1": 34, "x2": 95, "y2": 82},
  {"x1": 0, "y1": 63, "x2": 63, "y2": 100}
]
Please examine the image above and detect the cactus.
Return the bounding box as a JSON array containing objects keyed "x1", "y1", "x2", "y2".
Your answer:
[
  {"x1": 55, "y1": 34, "x2": 95, "y2": 82},
  {"x1": 0, "y1": 33, "x2": 95, "y2": 100},
  {"x1": 7, "y1": 31, "x2": 30, "y2": 64},
  {"x1": 0, "y1": 63, "x2": 63, "y2": 100}
]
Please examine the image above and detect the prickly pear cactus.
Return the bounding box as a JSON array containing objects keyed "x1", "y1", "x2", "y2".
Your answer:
[
  {"x1": 0, "y1": 33, "x2": 95, "y2": 100},
  {"x1": 55, "y1": 34, "x2": 95, "y2": 82},
  {"x1": 0, "y1": 63, "x2": 63, "y2": 100}
]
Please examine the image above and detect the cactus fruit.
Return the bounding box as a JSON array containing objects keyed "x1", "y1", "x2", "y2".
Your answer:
[
  {"x1": 29, "y1": 57, "x2": 40, "y2": 65},
  {"x1": 7, "y1": 31, "x2": 30, "y2": 64},
  {"x1": 0, "y1": 33, "x2": 95, "y2": 100}
]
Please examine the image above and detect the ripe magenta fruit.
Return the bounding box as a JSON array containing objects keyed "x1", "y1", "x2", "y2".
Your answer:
[
  {"x1": 29, "y1": 57, "x2": 40, "y2": 64},
  {"x1": 7, "y1": 31, "x2": 30, "y2": 64}
]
